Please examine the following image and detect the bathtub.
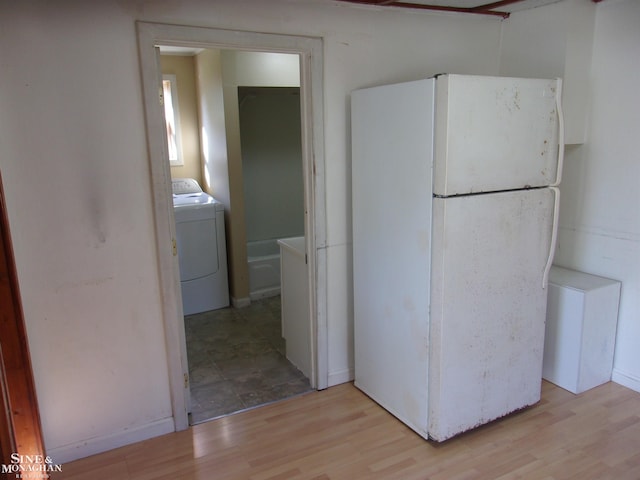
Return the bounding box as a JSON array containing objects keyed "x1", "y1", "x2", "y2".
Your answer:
[{"x1": 247, "y1": 239, "x2": 282, "y2": 300}]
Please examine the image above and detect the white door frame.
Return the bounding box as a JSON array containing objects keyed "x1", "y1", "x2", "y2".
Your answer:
[{"x1": 136, "y1": 21, "x2": 327, "y2": 431}]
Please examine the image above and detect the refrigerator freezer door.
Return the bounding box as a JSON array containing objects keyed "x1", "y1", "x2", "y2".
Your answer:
[
  {"x1": 429, "y1": 188, "x2": 554, "y2": 441},
  {"x1": 434, "y1": 75, "x2": 560, "y2": 196},
  {"x1": 352, "y1": 78, "x2": 435, "y2": 439}
]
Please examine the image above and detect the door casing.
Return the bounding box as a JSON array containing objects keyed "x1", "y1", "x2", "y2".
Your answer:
[
  {"x1": 136, "y1": 22, "x2": 327, "y2": 430},
  {"x1": 0, "y1": 171, "x2": 46, "y2": 463}
]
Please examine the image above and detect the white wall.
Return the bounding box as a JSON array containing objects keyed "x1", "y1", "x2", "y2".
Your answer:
[
  {"x1": 0, "y1": 0, "x2": 503, "y2": 462},
  {"x1": 555, "y1": 0, "x2": 640, "y2": 392},
  {"x1": 499, "y1": 0, "x2": 595, "y2": 144},
  {"x1": 0, "y1": 1, "x2": 175, "y2": 461},
  {"x1": 500, "y1": 0, "x2": 640, "y2": 392}
]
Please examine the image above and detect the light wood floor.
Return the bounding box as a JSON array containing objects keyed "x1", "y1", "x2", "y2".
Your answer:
[{"x1": 57, "y1": 381, "x2": 640, "y2": 480}]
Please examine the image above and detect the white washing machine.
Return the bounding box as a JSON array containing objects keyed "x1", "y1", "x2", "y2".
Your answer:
[{"x1": 172, "y1": 178, "x2": 229, "y2": 315}]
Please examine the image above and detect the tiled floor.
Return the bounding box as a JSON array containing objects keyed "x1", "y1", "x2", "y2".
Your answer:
[{"x1": 185, "y1": 295, "x2": 312, "y2": 424}]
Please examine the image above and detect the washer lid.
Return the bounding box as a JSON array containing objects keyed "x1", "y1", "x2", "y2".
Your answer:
[
  {"x1": 173, "y1": 192, "x2": 225, "y2": 219},
  {"x1": 173, "y1": 192, "x2": 215, "y2": 207},
  {"x1": 172, "y1": 178, "x2": 202, "y2": 195}
]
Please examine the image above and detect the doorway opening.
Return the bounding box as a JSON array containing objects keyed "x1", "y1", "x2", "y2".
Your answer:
[
  {"x1": 162, "y1": 49, "x2": 310, "y2": 423},
  {"x1": 137, "y1": 22, "x2": 326, "y2": 431}
]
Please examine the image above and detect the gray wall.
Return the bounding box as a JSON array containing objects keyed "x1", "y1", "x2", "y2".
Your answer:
[{"x1": 239, "y1": 87, "x2": 304, "y2": 243}]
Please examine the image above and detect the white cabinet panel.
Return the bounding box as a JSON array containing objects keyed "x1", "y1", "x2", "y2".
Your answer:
[{"x1": 543, "y1": 266, "x2": 621, "y2": 394}]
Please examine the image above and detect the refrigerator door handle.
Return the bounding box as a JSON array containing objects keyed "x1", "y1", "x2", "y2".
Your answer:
[
  {"x1": 553, "y1": 78, "x2": 564, "y2": 187},
  {"x1": 543, "y1": 186, "x2": 561, "y2": 289},
  {"x1": 543, "y1": 78, "x2": 564, "y2": 289}
]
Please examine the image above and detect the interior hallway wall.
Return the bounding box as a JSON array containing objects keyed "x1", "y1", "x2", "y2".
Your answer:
[
  {"x1": 553, "y1": 0, "x2": 640, "y2": 392},
  {"x1": 193, "y1": 48, "x2": 241, "y2": 302}
]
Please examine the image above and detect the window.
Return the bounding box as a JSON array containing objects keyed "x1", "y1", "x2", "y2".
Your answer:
[{"x1": 162, "y1": 74, "x2": 184, "y2": 166}]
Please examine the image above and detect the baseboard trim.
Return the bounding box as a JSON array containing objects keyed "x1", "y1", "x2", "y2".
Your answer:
[
  {"x1": 328, "y1": 367, "x2": 354, "y2": 387},
  {"x1": 231, "y1": 296, "x2": 251, "y2": 308},
  {"x1": 612, "y1": 368, "x2": 640, "y2": 393},
  {"x1": 249, "y1": 288, "x2": 281, "y2": 302},
  {"x1": 48, "y1": 417, "x2": 175, "y2": 464}
]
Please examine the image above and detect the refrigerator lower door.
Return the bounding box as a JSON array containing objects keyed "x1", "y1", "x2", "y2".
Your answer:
[{"x1": 429, "y1": 188, "x2": 554, "y2": 441}]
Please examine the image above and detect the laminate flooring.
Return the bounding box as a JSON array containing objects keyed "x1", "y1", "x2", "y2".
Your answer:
[
  {"x1": 185, "y1": 295, "x2": 311, "y2": 424},
  {"x1": 58, "y1": 380, "x2": 640, "y2": 479}
]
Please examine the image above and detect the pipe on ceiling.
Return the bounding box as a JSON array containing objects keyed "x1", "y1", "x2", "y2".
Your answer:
[
  {"x1": 336, "y1": 0, "x2": 606, "y2": 20},
  {"x1": 335, "y1": 0, "x2": 514, "y2": 18}
]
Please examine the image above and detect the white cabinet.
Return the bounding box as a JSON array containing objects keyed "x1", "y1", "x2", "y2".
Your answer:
[
  {"x1": 543, "y1": 266, "x2": 621, "y2": 394},
  {"x1": 277, "y1": 237, "x2": 311, "y2": 380}
]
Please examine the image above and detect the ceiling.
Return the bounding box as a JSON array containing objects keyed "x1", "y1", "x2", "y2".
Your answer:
[{"x1": 334, "y1": 0, "x2": 573, "y2": 18}]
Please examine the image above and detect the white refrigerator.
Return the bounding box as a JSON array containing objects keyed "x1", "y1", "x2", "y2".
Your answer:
[{"x1": 351, "y1": 74, "x2": 563, "y2": 442}]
